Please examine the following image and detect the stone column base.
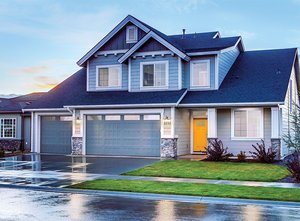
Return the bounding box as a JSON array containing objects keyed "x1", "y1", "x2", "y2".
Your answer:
[
  {"x1": 71, "y1": 137, "x2": 83, "y2": 155},
  {"x1": 271, "y1": 138, "x2": 281, "y2": 160},
  {"x1": 161, "y1": 138, "x2": 178, "y2": 159}
]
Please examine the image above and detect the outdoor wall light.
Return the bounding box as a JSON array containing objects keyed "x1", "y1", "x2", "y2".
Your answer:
[{"x1": 75, "y1": 116, "x2": 81, "y2": 124}]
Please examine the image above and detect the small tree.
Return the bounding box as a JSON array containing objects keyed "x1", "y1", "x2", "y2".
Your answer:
[{"x1": 283, "y1": 104, "x2": 300, "y2": 153}]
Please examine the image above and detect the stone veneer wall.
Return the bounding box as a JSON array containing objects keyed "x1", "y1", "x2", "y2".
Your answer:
[
  {"x1": 0, "y1": 139, "x2": 22, "y2": 151},
  {"x1": 161, "y1": 138, "x2": 178, "y2": 158},
  {"x1": 71, "y1": 137, "x2": 83, "y2": 155}
]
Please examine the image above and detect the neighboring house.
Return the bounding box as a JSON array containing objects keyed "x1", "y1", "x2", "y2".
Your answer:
[
  {"x1": 0, "y1": 93, "x2": 44, "y2": 151},
  {"x1": 24, "y1": 15, "x2": 299, "y2": 158}
]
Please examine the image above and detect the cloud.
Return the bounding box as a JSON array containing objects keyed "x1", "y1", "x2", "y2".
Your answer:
[
  {"x1": 10, "y1": 65, "x2": 48, "y2": 75},
  {"x1": 32, "y1": 76, "x2": 60, "y2": 91}
]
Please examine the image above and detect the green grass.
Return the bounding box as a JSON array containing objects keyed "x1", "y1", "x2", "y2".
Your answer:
[
  {"x1": 123, "y1": 160, "x2": 289, "y2": 182},
  {"x1": 69, "y1": 179, "x2": 300, "y2": 202}
]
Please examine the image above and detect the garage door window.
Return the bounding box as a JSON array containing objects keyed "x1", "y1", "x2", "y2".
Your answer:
[
  {"x1": 124, "y1": 115, "x2": 140, "y2": 120},
  {"x1": 105, "y1": 115, "x2": 121, "y2": 120},
  {"x1": 144, "y1": 115, "x2": 160, "y2": 120},
  {"x1": 87, "y1": 115, "x2": 102, "y2": 121}
]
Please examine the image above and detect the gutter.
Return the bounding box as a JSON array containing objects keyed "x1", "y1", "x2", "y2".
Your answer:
[
  {"x1": 178, "y1": 101, "x2": 284, "y2": 108},
  {"x1": 64, "y1": 103, "x2": 177, "y2": 109},
  {"x1": 22, "y1": 108, "x2": 68, "y2": 112}
]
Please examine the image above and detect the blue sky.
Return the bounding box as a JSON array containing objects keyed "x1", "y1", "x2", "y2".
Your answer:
[{"x1": 0, "y1": 0, "x2": 300, "y2": 94}]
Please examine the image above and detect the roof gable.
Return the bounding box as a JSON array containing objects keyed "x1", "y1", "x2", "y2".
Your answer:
[
  {"x1": 118, "y1": 31, "x2": 190, "y2": 63},
  {"x1": 77, "y1": 15, "x2": 151, "y2": 66}
]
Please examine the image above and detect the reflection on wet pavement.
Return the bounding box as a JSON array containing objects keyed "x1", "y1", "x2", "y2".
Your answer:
[
  {"x1": 0, "y1": 153, "x2": 159, "y2": 187},
  {"x1": 0, "y1": 187, "x2": 299, "y2": 221}
]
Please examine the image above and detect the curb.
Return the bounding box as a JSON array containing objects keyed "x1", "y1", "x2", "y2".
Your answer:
[{"x1": 0, "y1": 183, "x2": 300, "y2": 208}]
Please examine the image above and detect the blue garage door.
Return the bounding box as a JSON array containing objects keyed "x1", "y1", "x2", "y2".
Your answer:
[
  {"x1": 40, "y1": 116, "x2": 72, "y2": 154},
  {"x1": 86, "y1": 114, "x2": 161, "y2": 157}
]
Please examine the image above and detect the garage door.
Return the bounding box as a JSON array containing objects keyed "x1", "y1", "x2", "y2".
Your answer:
[
  {"x1": 86, "y1": 114, "x2": 160, "y2": 156},
  {"x1": 40, "y1": 116, "x2": 72, "y2": 154}
]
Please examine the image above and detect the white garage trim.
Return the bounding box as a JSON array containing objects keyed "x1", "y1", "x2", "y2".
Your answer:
[
  {"x1": 32, "y1": 112, "x2": 72, "y2": 153},
  {"x1": 80, "y1": 109, "x2": 164, "y2": 156}
]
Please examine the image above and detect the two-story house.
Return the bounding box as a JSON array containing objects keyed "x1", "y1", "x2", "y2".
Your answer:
[{"x1": 25, "y1": 15, "x2": 299, "y2": 158}]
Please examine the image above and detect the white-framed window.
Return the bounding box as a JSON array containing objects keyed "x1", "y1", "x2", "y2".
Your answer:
[
  {"x1": 126, "y1": 25, "x2": 138, "y2": 43},
  {"x1": 231, "y1": 108, "x2": 264, "y2": 139},
  {"x1": 140, "y1": 61, "x2": 168, "y2": 88},
  {"x1": 0, "y1": 118, "x2": 16, "y2": 138},
  {"x1": 96, "y1": 65, "x2": 122, "y2": 89},
  {"x1": 190, "y1": 60, "x2": 210, "y2": 88}
]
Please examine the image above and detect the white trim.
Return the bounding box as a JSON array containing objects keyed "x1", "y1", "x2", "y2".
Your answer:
[
  {"x1": 271, "y1": 107, "x2": 280, "y2": 139},
  {"x1": 176, "y1": 89, "x2": 188, "y2": 106},
  {"x1": 207, "y1": 108, "x2": 217, "y2": 138},
  {"x1": 187, "y1": 51, "x2": 220, "y2": 56},
  {"x1": 190, "y1": 59, "x2": 210, "y2": 88},
  {"x1": 64, "y1": 103, "x2": 176, "y2": 109},
  {"x1": 178, "y1": 57, "x2": 182, "y2": 90},
  {"x1": 95, "y1": 64, "x2": 122, "y2": 90},
  {"x1": 231, "y1": 108, "x2": 264, "y2": 140},
  {"x1": 86, "y1": 60, "x2": 90, "y2": 91},
  {"x1": 213, "y1": 32, "x2": 220, "y2": 38},
  {"x1": 30, "y1": 112, "x2": 34, "y2": 152},
  {"x1": 171, "y1": 107, "x2": 175, "y2": 138},
  {"x1": 95, "y1": 49, "x2": 128, "y2": 57},
  {"x1": 179, "y1": 102, "x2": 284, "y2": 107},
  {"x1": 139, "y1": 60, "x2": 169, "y2": 90},
  {"x1": 215, "y1": 55, "x2": 219, "y2": 89},
  {"x1": 118, "y1": 31, "x2": 190, "y2": 63},
  {"x1": 23, "y1": 108, "x2": 67, "y2": 112},
  {"x1": 128, "y1": 58, "x2": 132, "y2": 92},
  {"x1": 33, "y1": 112, "x2": 71, "y2": 153},
  {"x1": 220, "y1": 37, "x2": 243, "y2": 53},
  {"x1": 77, "y1": 15, "x2": 150, "y2": 66},
  {"x1": 126, "y1": 25, "x2": 138, "y2": 43},
  {"x1": 133, "y1": 50, "x2": 172, "y2": 57}
]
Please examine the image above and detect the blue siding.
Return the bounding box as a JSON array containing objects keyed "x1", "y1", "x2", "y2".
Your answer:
[
  {"x1": 101, "y1": 23, "x2": 146, "y2": 50},
  {"x1": 183, "y1": 55, "x2": 216, "y2": 89},
  {"x1": 219, "y1": 47, "x2": 240, "y2": 86},
  {"x1": 88, "y1": 54, "x2": 128, "y2": 91},
  {"x1": 130, "y1": 55, "x2": 179, "y2": 91}
]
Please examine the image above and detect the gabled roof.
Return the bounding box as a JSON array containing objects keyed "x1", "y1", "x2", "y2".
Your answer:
[
  {"x1": 0, "y1": 92, "x2": 45, "y2": 113},
  {"x1": 180, "y1": 48, "x2": 298, "y2": 106},
  {"x1": 24, "y1": 69, "x2": 187, "y2": 109},
  {"x1": 77, "y1": 15, "x2": 150, "y2": 66}
]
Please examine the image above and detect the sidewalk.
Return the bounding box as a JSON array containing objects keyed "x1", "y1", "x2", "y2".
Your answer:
[{"x1": 94, "y1": 174, "x2": 300, "y2": 189}]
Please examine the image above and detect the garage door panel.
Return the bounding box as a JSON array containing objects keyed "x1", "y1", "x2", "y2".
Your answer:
[
  {"x1": 40, "y1": 116, "x2": 72, "y2": 154},
  {"x1": 86, "y1": 115, "x2": 160, "y2": 156}
]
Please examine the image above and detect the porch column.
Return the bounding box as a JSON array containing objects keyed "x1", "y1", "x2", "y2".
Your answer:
[
  {"x1": 71, "y1": 110, "x2": 83, "y2": 155},
  {"x1": 271, "y1": 107, "x2": 281, "y2": 159},
  {"x1": 208, "y1": 108, "x2": 217, "y2": 140}
]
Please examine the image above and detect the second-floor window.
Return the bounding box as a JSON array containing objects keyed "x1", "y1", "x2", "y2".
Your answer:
[
  {"x1": 141, "y1": 61, "x2": 168, "y2": 88},
  {"x1": 96, "y1": 65, "x2": 122, "y2": 88},
  {"x1": 190, "y1": 60, "x2": 210, "y2": 87},
  {"x1": 126, "y1": 25, "x2": 138, "y2": 43}
]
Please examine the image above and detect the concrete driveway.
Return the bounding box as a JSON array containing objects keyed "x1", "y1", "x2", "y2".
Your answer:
[{"x1": 0, "y1": 153, "x2": 159, "y2": 187}]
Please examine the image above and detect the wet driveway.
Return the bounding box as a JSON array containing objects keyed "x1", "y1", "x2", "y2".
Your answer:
[
  {"x1": 0, "y1": 187, "x2": 299, "y2": 221},
  {"x1": 0, "y1": 153, "x2": 159, "y2": 187}
]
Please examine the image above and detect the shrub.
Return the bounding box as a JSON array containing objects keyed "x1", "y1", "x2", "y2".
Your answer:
[
  {"x1": 205, "y1": 138, "x2": 233, "y2": 161},
  {"x1": 237, "y1": 151, "x2": 247, "y2": 162},
  {"x1": 286, "y1": 151, "x2": 300, "y2": 182},
  {"x1": 249, "y1": 140, "x2": 277, "y2": 163},
  {"x1": 0, "y1": 148, "x2": 4, "y2": 158}
]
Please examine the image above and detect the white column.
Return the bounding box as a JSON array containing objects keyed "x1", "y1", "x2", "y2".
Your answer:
[
  {"x1": 271, "y1": 107, "x2": 280, "y2": 138},
  {"x1": 208, "y1": 108, "x2": 217, "y2": 138}
]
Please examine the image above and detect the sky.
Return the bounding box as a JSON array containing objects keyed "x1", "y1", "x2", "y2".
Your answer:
[{"x1": 0, "y1": 0, "x2": 300, "y2": 95}]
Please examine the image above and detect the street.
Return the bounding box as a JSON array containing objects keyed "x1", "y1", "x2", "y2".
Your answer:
[{"x1": 0, "y1": 187, "x2": 299, "y2": 221}]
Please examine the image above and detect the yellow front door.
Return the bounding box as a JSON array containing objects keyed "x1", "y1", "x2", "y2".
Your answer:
[{"x1": 193, "y1": 118, "x2": 208, "y2": 152}]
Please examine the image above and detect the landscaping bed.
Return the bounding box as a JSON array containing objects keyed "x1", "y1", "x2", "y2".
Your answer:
[
  {"x1": 123, "y1": 160, "x2": 289, "y2": 182},
  {"x1": 69, "y1": 179, "x2": 300, "y2": 202}
]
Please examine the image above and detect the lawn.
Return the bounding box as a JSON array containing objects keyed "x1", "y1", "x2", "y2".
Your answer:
[
  {"x1": 123, "y1": 160, "x2": 289, "y2": 182},
  {"x1": 69, "y1": 179, "x2": 300, "y2": 202}
]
